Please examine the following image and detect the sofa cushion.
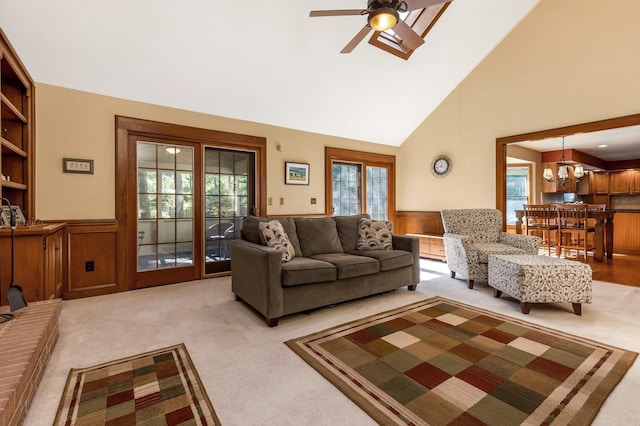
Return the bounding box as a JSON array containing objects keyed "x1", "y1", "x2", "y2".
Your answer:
[
  {"x1": 242, "y1": 216, "x2": 302, "y2": 257},
  {"x1": 474, "y1": 242, "x2": 526, "y2": 263},
  {"x1": 352, "y1": 249, "x2": 414, "y2": 272},
  {"x1": 258, "y1": 220, "x2": 296, "y2": 262},
  {"x1": 356, "y1": 218, "x2": 393, "y2": 251},
  {"x1": 333, "y1": 214, "x2": 370, "y2": 252},
  {"x1": 310, "y1": 253, "x2": 379, "y2": 279},
  {"x1": 295, "y1": 217, "x2": 344, "y2": 257},
  {"x1": 281, "y1": 257, "x2": 337, "y2": 287}
]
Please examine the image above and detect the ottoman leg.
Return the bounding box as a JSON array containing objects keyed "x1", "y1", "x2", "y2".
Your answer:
[
  {"x1": 450, "y1": 271, "x2": 456, "y2": 278},
  {"x1": 494, "y1": 289, "x2": 502, "y2": 298},
  {"x1": 521, "y1": 302, "x2": 531, "y2": 314},
  {"x1": 467, "y1": 280, "x2": 474, "y2": 289},
  {"x1": 572, "y1": 303, "x2": 582, "y2": 316}
]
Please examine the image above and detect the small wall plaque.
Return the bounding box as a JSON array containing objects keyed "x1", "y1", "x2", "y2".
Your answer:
[{"x1": 63, "y1": 158, "x2": 94, "y2": 174}]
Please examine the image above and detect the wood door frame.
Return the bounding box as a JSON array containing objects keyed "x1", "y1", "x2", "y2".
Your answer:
[
  {"x1": 116, "y1": 116, "x2": 267, "y2": 291},
  {"x1": 496, "y1": 113, "x2": 640, "y2": 229}
]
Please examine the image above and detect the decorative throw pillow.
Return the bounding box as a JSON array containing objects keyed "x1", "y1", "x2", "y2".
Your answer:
[
  {"x1": 356, "y1": 218, "x2": 393, "y2": 251},
  {"x1": 258, "y1": 220, "x2": 296, "y2": 262}
]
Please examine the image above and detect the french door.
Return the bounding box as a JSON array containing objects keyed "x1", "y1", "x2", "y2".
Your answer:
[
  {"x1": 135, "y1": 139, "x2": 201, "y2": 288},
  {"x1": 204, "y1": 148, "x2": 255, "y2": 274},
  {"x1": 116, "y1": 116, "x2": 266, "y2": 292}
]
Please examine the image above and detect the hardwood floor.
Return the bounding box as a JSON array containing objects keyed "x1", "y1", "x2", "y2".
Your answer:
[{"x1": 588, "y1": 253, "x2": 640, "y2": 287}]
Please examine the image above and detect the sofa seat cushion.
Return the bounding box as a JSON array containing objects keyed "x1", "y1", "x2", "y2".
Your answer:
[
  {"x1": 352, "y1": 249, "x2": 413, "y2": 272},
  {"x1": 474, "y1": 242, "x2": 526, "y2": 264},
  {"x1": 310, "y1": 253, "x2": 380, "y2": 279},
  {"x1": 281, "y1": 257, "x2": 337, "y2": 287}
]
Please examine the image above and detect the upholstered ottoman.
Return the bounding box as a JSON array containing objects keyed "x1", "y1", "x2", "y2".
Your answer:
[{"x1": 488, "y1": 254, "x2": 592, "y2": 315}]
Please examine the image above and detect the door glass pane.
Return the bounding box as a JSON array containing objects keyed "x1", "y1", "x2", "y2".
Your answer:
[
  {"x1": 332, "y1": 162, "x2": 361, "y2": 216},
  {"x1": 366, "y1": 166, "x2": 388, "y2": 220},
  {"x1": 506, "y1": 166, "x2": 530, "y2": 225},
  {"x1": 137, "y1": 142, "x2": 194, "y2": 271},
  {"x1": 204, "y1": 148, "x2": 254, "y2": 274}
]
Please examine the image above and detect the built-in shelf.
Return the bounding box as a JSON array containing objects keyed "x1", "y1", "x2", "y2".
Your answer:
[
  {"x1": 1, "y1": 180, "x2": 27, "y2": 190},
  {"x1": 1, "y1": 93, "x2": 27, "y2": 123},
  {"x1": 1, "y1": 136, "x2": 27, "y2": 157}
]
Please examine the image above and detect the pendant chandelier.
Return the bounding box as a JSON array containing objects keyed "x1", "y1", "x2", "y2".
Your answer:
[{"x1": 543, "y1": 137, "x2": 585, "y2": 186}]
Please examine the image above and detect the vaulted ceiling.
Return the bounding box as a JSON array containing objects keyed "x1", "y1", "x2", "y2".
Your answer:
[{"x1": 0, "y1": 0, "x2": 539, "y2": 146}]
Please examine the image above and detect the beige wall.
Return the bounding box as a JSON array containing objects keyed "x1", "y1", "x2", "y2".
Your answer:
[
  {"x1": 35, "y1": 84, "x2": 396, "y2": 220},
  {"x1": 397, "y1": 0, "x2": 640, "y2": 210}
]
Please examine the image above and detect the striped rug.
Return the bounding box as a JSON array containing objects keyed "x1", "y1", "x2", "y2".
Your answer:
[
  {"x1": 286, "y1": 297, "x2": 637, "y2": 425},
  {"x1": 54, "y1": 343, "x2": 220, "y2": 425}
]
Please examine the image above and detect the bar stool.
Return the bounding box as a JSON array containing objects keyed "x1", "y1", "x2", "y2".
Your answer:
[{"x1": 523, "y1": 204, "x2": 558, "y2": 255}]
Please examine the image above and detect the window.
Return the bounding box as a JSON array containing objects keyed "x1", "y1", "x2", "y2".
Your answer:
[
  {"x1": 325, "y1": 148, "x2": 395, "y2": 221},
  {"x1": 369, "y1": 2, "x2": 451, "y2": 60},
  {"x1": 506, "y1": 165, "x2": 531, "y2": 225}
]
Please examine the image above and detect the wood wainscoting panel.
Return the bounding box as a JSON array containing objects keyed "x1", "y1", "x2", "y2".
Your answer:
[
  {"x1": 395, "y1": 211, "x2": 444, "y2": 236},
  {"x1": 65, "y1": 221, "x2": 119, "y2": 299},
  {"x1": 613, "y1": 212, "x2": 640, "y2": 255},
  {"x1": 396, "y1": 211, "x2": 446, "y2": 261}
]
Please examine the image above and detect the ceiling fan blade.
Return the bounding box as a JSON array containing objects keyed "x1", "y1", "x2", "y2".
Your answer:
[
  {"x1": 392, "y1": 20, "x2": 425, "y2": 51},
  {"x1": 404, "y1": 0, "x2": 452, "y2": 11},
  {"x1": 310, "y1": 10, "x2": 364, "y2": 17},
  {"x1": 341, "y1": 25, "x2": 372, "y2": 53}
]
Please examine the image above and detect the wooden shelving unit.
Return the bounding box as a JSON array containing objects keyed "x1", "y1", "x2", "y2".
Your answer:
[{"x1": 1, "y1": 28, "x2": 34, "y2": 220}]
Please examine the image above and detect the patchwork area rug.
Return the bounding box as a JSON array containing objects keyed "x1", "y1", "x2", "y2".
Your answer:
[
  {"x1": 54, "y1": 343, "x2": 220, "y2": 425},
  {"x1": 286, "y1": 297, "x2": 637, "y2": 425}
]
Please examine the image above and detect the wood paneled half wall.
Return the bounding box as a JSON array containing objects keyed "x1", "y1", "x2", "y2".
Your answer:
[{"x1": 63, "y1": 220, "x2": 119, "y2": 300}]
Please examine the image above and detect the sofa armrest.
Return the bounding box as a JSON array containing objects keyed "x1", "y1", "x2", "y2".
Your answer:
[
  {"x1": 499, "y1": 232, "x2": 541, "y2": 254},
  {"x1": 230, "y1": 239, "x2": 284, "y2": 322},
  {"x1": 392, "y1": 235, "x2": 420, "y2": 284}
]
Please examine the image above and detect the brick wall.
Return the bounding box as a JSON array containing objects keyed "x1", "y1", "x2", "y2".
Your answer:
[{"x1": 0, "y1": 299, "x2": 62, "y2": 426}]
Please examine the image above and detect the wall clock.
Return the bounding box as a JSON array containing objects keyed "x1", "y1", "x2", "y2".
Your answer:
[{"x1": 430, "y1": 155, "x2": 452, "y2": 178}]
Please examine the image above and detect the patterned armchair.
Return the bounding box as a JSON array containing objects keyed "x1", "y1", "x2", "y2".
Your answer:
[{"x1": 441, "y1": 209, "x2": 542, "y2": 289}]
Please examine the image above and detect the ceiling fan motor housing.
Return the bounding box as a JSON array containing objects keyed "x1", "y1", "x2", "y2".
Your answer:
[{"x1": 367, "y1": 0, "x2": 407, "y2": 12}]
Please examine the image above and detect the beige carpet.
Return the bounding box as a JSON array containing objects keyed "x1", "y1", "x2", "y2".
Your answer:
[{"x1": 24, "y1": 259, "x2": 640, "y2": 425}]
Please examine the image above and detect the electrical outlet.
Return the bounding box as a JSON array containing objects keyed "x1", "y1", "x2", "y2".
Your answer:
[
  {"x1": 311, "y1": 198, "x2": 317, "y2": 204},
  {"x1": 280, "y1": 197, "x2": 284, "y2": 205},
  {"x1": 85, "y1": 261, "x2": 95, "y2": 272},
  {"x1": 268, "y1": 197, "x2": 273, "y2": 205}
]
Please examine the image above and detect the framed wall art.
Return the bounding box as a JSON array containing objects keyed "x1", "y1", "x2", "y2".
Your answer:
[
  {"x1": 63, "y1": 158, "x2": 94, "y2": 174},
  {"x1": 285, "y1": 162, "x2": 309, "y2": 185}
]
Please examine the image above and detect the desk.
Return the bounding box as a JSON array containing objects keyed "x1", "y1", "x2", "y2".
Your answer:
[{"x1": 515, "y1": 209, "x2": 614, "y2": 263}]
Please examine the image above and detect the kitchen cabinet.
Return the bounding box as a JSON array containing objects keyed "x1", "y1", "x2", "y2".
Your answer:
[
  {"x1": 0, "y1": 223, "x2": 65, "y2": 305},
  {"x1": 609, "y1": 171, "x2": 634, "y2": 194},
  {"x1": 591, "y1": 172, "x2": 609, "y2": 194}
]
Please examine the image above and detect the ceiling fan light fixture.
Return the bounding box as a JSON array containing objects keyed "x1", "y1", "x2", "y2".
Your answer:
[{"x1": 368, "y1": 7, "x2": 399, "y2": 32}]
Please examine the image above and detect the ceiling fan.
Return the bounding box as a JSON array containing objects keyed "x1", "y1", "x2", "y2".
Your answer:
[{"x1": 310, "y1": 0, "x2": 453, "y2": 53}]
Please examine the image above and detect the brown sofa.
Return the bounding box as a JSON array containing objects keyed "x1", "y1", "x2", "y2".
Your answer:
[{"x1": 230, "y1": 214, "x2": 420, "y2": 326}]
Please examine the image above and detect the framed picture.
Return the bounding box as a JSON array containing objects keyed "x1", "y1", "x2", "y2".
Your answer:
[
  {"x1": 285, "y1": 162, "x2": 310, "y2": 185},
  {"x1": 63, "y1": 158, "x2": 94, "y2": 174},
  {"x1": 0, "y1": 205, "x2": 26, "y2": 226}
]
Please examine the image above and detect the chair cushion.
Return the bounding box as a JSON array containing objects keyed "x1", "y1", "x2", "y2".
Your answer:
[
  {"x1": 281, "y1": 257, "x2": 337, "y2": 287},
  {"x1": 258, "y1": 220, "x2": 295, "y2": 262},
  {"x1": 356, "y1": 218, "x2": 393, "y2": 251},
  {"x1": 295, "y1": 217, "x2": 344, "y2": 257},
  {"x1": 333, "y1": 214, "x2": 370, "y2": 252},
  {"x1": 352, "y1": 249, "x2": 413, "y2": 272},
  {"x1": 310, "y1": 253, "x2": 379, "y2": 279},
  {"x1": 474, "y1": 242, "x2": 526, "y2": 264}
]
